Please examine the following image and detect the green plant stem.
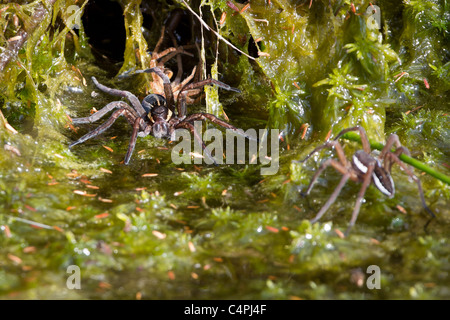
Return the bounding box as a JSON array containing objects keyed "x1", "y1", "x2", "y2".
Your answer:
[{"x1": 341, "y1": 132, "x2": 450, "y2": 185}]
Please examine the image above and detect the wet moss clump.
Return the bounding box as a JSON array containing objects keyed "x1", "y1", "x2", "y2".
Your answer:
[{"x1": 0, "y1": 0, "x2": 449, "y2": 299}]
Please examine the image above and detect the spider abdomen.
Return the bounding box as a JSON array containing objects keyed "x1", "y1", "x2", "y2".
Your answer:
[
  {"x1": 352, "y1": 150, "x2": 395, "y2": 198},
  {"x1": 372, "y1": 163, "x2": 395, "y2": 198}
]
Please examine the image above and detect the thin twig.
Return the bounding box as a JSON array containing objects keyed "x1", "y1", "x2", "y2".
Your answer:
[{"x1": 180, "y1": 0, "x2": 256, "y2": 61}]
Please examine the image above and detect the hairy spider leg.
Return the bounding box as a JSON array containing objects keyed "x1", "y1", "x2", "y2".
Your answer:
[
  {"x1": 172, "y1": 66, "x2": 200, "y2": 104},
  {"x1": 183, "y1": 113, "x2": 257, "y2": 141},
  {"x1": 379, "y1": 133, "x2": 411, "y2": 172},
  {"x1": 71, "y1": 101, "x2": 139, "y2": 124},
  {"x1": 124, "y1": 117, "x2": 144, "y2": 165},
  {"x1": 332, "y1": 126, "x2": 371, "y2": 154},
  {"x1": 69, "y1": 108, "x2": 137, "y2": 149},
  {"x1": 175, "y1": 121, "x2": 217, "y2": 165},
  {"x1": 134, "y1": 67, "x2": 175, "y2": 115},
  {"x1": 176, "y1": 78, "x2": 240, "y2": 118},
  {"x1": 91, "y1": 77, "x2": 146, "y2": 117},
  {"x1": 385, "y1": 153, "x2": 435, "y2": 219},
  {"x1": 310, "y1": 167, "x2": 351, "y2": 224},
  {"x1": 302, "y1": 157, "x2": 354, "y2": 197},
  {"x1": 293, "y1": 140, "x2": 349, "y2": 166},
  {"x1": 346, "y1": 162, "x2": 375, "y2": 235}
]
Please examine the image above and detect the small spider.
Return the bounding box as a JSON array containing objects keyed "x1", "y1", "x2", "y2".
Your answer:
[
  {"x1": 69, "y1": 67, "x2": 250, "y2": 164},
  {"x1": 293, "y1": 126, "x2": 435, "y2": 234}
]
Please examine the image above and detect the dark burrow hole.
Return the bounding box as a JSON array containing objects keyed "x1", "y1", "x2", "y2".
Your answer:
[
  {"x1": 81, "y1": 0, "x2": 126, "y2": 65},
  {"x1": 81, "y1": 0, "x2": 196, "y2": 75}
]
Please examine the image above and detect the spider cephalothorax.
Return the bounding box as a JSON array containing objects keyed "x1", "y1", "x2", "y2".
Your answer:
[
  {"x1": 294, "y1": 126, "x2": 435, "y2": 234},
  {"x1": 69, "y1": 67, "x2": 250, "y2": 164},
  {"x1": 141, "y1": 94, "x2": 173, "y2": 139}
]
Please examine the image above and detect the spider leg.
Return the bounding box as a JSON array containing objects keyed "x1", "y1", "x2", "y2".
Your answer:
[
  {"x1": 178, "y1": 78, "x2": 241, "y2": 95},
  {"x1": 177, "y1": 92, "x2": 187, "y2": 118},
  {"x1": 170, "y1": 33, "x2": 183, "y2": 85},
  {"x1": 385, "y1": 153, "x2": 435, "y2": 218},
  {"x1": 302, "y1": 158, "x2": 353, "y2": 196},
  {"x1": 346, "y1": 163, "x2": 375, "y2": 235},
  {"x1": 310, "y1": 171, "x2": 351, "y2": 224},
  {"x1": 172, "y1": 66, "x2": 198, "y2": 102},
  {"x1": 133, "y1": 67, "x2": 175, "y2": 115},
  {"x1": 380, "y1": 133, "x2": 411, "y2": 172},
  {"x1": 69, "y1": 109, "x2": 137, "y2": 149},
  {"x1": 175, "y1": 121, "x2": 217, "y2": 165},
  {"x1": 175, "y1": 77, "x2": 240, "y2": 118},
  {"x1": 91, "y1": 77, "x2": 146, "y2": 117},
  {"x1": 332, "y1": 126, "x2": 371, "y2": 154},
  {"x1": 124, "y1": 117, "x2": 144, "y2": 165},
  {"x1": 152, "y1": 26, "x2": 166, "y2": 55},
  {"x1": 293, "y1": 140, "x2": 349, "y2": 167},
  {"x1": 183, "y1": 113, "x2": 257, "y2": 141},
  {"x1": 71, "y1": 101, "x2": 138, "y2": 124}
]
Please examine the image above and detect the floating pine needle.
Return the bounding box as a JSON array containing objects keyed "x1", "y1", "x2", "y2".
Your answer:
[
  {"x1": 4, "y1": 144, "x2": 21, "y2": 156},
  {"x1": 219, "y1": 11, "x2": 226, "y2": 25},
  {"x1": 240, "y1": 3, "x2": 251, "y2": 13},
  {"x1": 396, "y1": 204, "x2": 407, "y2": 214},
  {"x1": 405, "y1": 105, "x2": 423, "y2": 115},
  {"x1": 169, "y1": 203, "x2": 178, "y2": 209},
  {"x1": 73, "y1": 190, "x2": 97, "y2": 197},
  {"x1": 95, "y1": 213, "x2": 110, "y2": 219},
  {"x1": 325, "y1": 129, "x2": 332, "y2": 141},
  {"x1": 142, "y1": 173, "x2": 158, "y2": 177},
  {"x1": 2, "y1": 225, "x2": 11, "y2": 238},
  {"x1": 23, "y1": 246, "x2": 36, "y2": 253},
  {"x1": 265, "y1": 225, "x2": 279, "y2": 233},
  {"x1": 152, "y1": 230, "x2": 166, "y2": 239},
  {"x1": 334, "y1": 228, "x2": 345, "y2": 239},
  {"x1": 103, "y1": 145, "x2": 114, "y2": 152},
  {"x1": 301, "y1": 123, "x2": 309, "y2": 139},
  {"x1": 7, "y1": 254, "x2": 22, "y2": 264},
  {"x1": 53, "y1": 226, "x2": 64, "y2": 233}
]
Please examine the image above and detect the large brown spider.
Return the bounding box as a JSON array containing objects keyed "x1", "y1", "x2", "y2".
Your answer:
[
  {"x1": 69, "y1": 67, "x2": 249, "y2": 164},
  {"x1": 294, "y1": 126, "x2": 435, "y2": 234}
]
